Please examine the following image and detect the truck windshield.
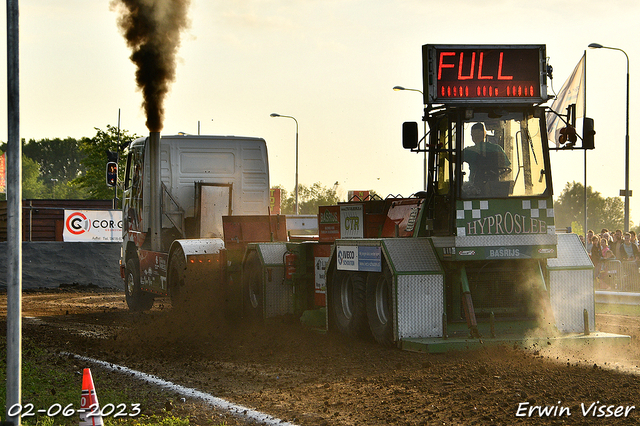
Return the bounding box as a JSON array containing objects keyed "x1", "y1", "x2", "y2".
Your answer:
[{"x1": 460, "y1": 111, "x2": 547, "y2": 199}]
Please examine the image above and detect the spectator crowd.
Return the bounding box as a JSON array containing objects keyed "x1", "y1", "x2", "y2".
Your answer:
[{"x1": 583, "y1": 228, "x2": 640, "y2": 289}]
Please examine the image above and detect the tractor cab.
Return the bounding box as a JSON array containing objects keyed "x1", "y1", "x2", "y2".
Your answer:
[{"x1": 416, "y1": 106, "x2": 553, "y2": 238}]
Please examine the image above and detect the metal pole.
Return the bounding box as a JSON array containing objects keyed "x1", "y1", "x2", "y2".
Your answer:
[
  {"x1": 149, "y1": 132, "x2": 162, "y2": 252},
  {"x1": 624, "y1": 58, "x2": 630, "y2": 232},
  {"x1": 393, "y1": 86, "x2": 426, "y2": 190},
  {"x1": 6, "y1": 0, "x2": 22, "y2": 424},
  {"x1": 423, "y1": 118, "x2": 427, "y2": 191},
  {"x1": 270, "y1": 113, "x2": 299, "y2": 214},
  {"x1": 584, "y1": 151, "x2": 587, "y2": 235},
  {"x1": 295, "y1": 120, "x2": 299, "y2": 215},
  {"x1": 115, "y1": 109, "x2": 120, "y2": 209},
  {"x1": 584, "y1": 51, "x2": 588, "y2": 236},
  {"x1": 590, "y1": 44, "x2": 630, "y2": 231}
]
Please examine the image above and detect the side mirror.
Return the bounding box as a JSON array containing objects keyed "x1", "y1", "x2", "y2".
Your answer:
[
  {"x1": 402, "y1": 122, "x2": 419, "y2": 149},
  {"x1": 106, "y1": 162, "x2": 118, "y2": 187},
  {"x1": 583, "y1": 117, "x2": 595, "y2": 150}
]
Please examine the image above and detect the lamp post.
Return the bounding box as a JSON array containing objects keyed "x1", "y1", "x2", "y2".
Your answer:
[
  {"x1": 270, "y1": 113, "x2": 299, "y2": 215},
  {"x1": 393, "y1": 86, "x2": 427, "y2": 191},
  {"x1": 589, "y1": 43, "x2": 630, "y2": 231}
]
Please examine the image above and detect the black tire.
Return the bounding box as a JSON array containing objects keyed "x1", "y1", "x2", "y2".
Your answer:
[
  {"x1": 330, "y1": 271, "x2": 368, "y2": 337},
  {"x1": 168, "y1": 247, "x2": 188, "y2": 309},
  {"x1": 366, "y1": 264, "x2": 395, "y2": 346},
  {"x1": 124, "y1": 258, "x2": 154, "y2": 312},
  {"x1": 241, "y1": 251, "x2": 264, "y2": 320}
]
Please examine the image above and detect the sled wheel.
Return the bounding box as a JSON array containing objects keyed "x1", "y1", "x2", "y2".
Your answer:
[
  {"x1": 366, "y1": 263, "x2": 394, "y2": 346},
  {"x1": 242, "y1": 250, "x2": 264, "y2": 320},
  {"x1": 124, "y1": 257, "x2": 154, "y2": 312},
  {"x1": 168, "y1": 247, "x2": 188, "y2": 309},
  {"x1": 330, "y1": 270, "x2": 368, "y2": 337}
]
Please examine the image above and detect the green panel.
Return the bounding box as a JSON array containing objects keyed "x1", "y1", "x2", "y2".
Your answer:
[{"x1": 456, "y1": 197, "x2": 555, "y2": 237}]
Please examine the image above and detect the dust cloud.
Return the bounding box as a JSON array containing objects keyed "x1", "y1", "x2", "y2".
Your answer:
[
  {"x1": 516, "y1": 268, "x2": 640, "y2": 375},
  {"x1": 532, "y1": 312, "x2": 640, "y2": 376},
  {"x1": 111, "y1": 0, "x2": 191, "y2": 132}
]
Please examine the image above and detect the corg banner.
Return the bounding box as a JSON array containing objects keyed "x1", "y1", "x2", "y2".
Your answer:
[
  {"x1": 64, "y1": 210, "x2": 123, "y2": 242},
  {"x1": 0, "y1": 152, "x2": 6, "y2": 193}
]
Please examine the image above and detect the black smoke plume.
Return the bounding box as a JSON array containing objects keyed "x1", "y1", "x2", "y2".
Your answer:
[{"x1": 112, "y1": 0, "x2": 191, "y2": 132}]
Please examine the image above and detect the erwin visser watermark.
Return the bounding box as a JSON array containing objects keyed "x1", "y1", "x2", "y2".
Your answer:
[{"x1": 516, "y1": 401, "x2": 635, "y2": 418}]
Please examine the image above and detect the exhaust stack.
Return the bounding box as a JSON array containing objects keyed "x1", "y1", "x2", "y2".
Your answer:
[{"x1": 149, "y1": 132, "x2": 162, "y2": 252}]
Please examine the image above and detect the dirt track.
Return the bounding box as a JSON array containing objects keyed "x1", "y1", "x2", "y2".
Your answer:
[{"x1": 4, "y1": 290, "x2": 640, "y2": 425}]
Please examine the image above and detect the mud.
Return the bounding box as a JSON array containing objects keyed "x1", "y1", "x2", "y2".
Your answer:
[{"x1": 4, "y1": 290, "x2": 640, "y2": 425}]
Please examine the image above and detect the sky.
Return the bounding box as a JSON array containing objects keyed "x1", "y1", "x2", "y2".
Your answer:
[{"x1": 1, "y1": 0, "x2": 639, "y2": 227}]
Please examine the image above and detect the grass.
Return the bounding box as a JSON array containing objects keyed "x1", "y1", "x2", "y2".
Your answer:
[
  {"x1": 596, "y1": 302, "x2": 640, "y2": 316},
  {"x1": 0, "y1": 336, "x2": 227, "y2": 426}
]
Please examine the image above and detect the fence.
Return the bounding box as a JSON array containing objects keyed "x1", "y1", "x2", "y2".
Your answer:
[
  {"x1": 597, "y1": 259, "x2": 640, "y2": 292},
  {"x1": 0, "y1": 199, "x2": 115, "y2": 241}
]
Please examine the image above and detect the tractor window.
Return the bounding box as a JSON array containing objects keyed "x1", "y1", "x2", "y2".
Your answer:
[
  {"x1": 124, "y1": 146, "x2": 144, "y2": 190},
  {"x1": 461, "y1": 111, "x2": 548, "y2": 199},
  {"x1": 436, "y1": 118, "x2": 455, "y2": 195}
]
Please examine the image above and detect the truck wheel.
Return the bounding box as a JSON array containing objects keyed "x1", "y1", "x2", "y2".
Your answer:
[
  {"x1": 168, "y1": 247, "x2": 187, "y2": 309},
  {"x1": 366, "y1": 264, "x2": 394, "y2": 346},
  {"x1": 242, "y1": 251, "x2": 263, "y2": 320},
  {"x1": 124, "y1": 258, "x2": 154, "y2": 312},
  {"x1": 330, "y1": 271, "x2": 368, "y2": 337}
]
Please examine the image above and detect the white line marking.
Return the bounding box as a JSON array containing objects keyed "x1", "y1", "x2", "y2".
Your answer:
[{"x1": 63, "y1": 352, "x2": 298, "y2": 426}]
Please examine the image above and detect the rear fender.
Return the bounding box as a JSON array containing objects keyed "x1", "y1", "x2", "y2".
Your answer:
[
  {"x1": 168, "y1": 238, "x2": 226, "y2": 285},
  {"x1": 169, "y1": 238, "x2": 225, "y2": 258}
]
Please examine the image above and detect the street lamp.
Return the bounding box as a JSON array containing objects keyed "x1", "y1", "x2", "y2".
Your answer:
[
  {"x1": 270, "y1": 113, "x2": 299, "y2": 215},
  {"x1": 393, "y1": 86, "x2": 427, "y2": 191},
  {"x1": 589, "y1": 43, "x2": 631, "y2": 231}
]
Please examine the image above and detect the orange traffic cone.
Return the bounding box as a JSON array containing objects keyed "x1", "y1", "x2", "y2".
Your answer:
[{"x1": 79, "y1": 368, "x2": 103, "y2": 426}]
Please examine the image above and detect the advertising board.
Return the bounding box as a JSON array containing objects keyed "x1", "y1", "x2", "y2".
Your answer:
[
  {"x1": 63, "y1": 210, "x2": 123, "y2": 242},
  {"x1": 336, "y1": 245, "x2": 382, "y2": 272}
]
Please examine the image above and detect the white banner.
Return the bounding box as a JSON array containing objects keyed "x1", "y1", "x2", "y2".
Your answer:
[
  {"x1": 340, "y1": 204, "x2": 364, "y2": 239},
  {"x1": 63, "y1": 210, "x2": 122, "y2": 242}
]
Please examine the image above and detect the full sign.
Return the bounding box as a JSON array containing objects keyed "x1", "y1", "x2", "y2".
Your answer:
[{"x1": 423, "y1": 44, "x2": 547, "y2": 104}]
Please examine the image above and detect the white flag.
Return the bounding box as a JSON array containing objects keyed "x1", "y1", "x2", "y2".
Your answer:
[{"x1": 547, "y1": 54, "x2": 586, "y2": 146}]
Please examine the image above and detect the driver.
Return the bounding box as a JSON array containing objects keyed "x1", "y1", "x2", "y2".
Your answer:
[{"x1": 463, "y1": 122, "x2": 511, "y2": 183}]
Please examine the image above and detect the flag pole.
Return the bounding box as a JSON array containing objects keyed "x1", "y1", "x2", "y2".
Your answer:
[{"x1": 583, "y1": 50, "x2": 588, "y2": 237}]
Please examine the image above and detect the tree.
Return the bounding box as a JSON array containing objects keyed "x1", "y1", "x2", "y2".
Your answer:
[
  {"x1": 25, "y1": 137, "x2": 89, "y2": 199},
  {"x1": 71, "y1": 125, "x2": 139, "y2": 202},
  {"x1": 276, "y1": 182, "x2": 341, "y2": 215},
  {"x1": 22, "y1": 155, "x2": 46, "y2": 199},
  {"x1": 23, "y1": 136, "x2": 86, "y2": 181},
  {"x1": 1, "y1": 137, "x2": 89, "y2": 199},
  {"x1": 554, "y1": 181, "x2": 625, "y2": 232},
  {"x1": 0, "y1": 153, "x2": 46, "y2": 200}
]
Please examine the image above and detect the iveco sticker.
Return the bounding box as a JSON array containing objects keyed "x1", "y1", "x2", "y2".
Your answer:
[
  {"x1": 458, "y1": 250, "x2": 476, "y2": 256},
  {"x1": 336, "y1": 245, "x2": 381, "y2": 272},
  {"x1": 337, "y1": 246, "x2": 358, "y2": 271},
  {"x1": 538, "y1": 248, "x2": 555, "y2": 254}
]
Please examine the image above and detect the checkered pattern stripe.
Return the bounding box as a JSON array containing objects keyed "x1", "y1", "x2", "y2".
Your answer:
[
  {"x1": 456, "y1": 199, "x2": 554, "y2": 221},
  {"x1": 520, "y1": 199, "x2": 554, "y2": 219},
  {"x1": 456, "y1": 200, "x2": 489, "y2": 220}
]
